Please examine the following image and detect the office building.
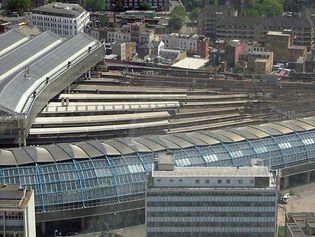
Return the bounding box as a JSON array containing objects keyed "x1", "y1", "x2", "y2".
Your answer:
[
  {"x1": 31, "y1": 2, "x2": 90, "y2": 37},
  {"x1": 0, "y1": 184, "x2": 36, "y2": 237},
  {"x1": 146, "y1": 154, "x2": 278, "y2": 237}
]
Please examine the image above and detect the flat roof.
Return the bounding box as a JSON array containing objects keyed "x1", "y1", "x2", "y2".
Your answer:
[
  {"x1": 32, "y1": 2, "x2": 85, "y2": 18},
  {"x1": 153, "y1": 166, "x2": 270, "y2": 178},
  {"x1": 0, "y1": 184, "x2": 32, "y2": 209},
  {"x1": 267, "y1": 31, "x2": 290, "y2": 36},
  {"x1": 172, "y1": 57, "x2": 208, "y2": 70}
]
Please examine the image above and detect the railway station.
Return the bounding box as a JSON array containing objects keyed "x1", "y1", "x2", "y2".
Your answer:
[{"x1": 1, "y1": 29, "x2": 315, "y2": 236}]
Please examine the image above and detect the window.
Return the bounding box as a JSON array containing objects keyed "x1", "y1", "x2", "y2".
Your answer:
[
  {"x1": 203, "y1": 154, "x2": 218, "y2": 162},
  {"x1": 229, "y1": 150, "x2": 243, "y2": 158},
  {"x1": 169, "y1": 179, "x2": 173, "y2": 182},
  {"x1": 226, "y1": 179, "x2": 231, "y2": 184},
  {"x1": 157, "y1": 179, "x2": 161, "y2": 182},
  {"x1": 195, "y1": 179, "x2": 200, "y2": 184},
  {"x1": 250, "y1": 179, "x2": 255, "y2": 185},
  {"x1": 238, "y1": 179, "x2": 243, "y2": 184},
  {"x1": 254, "y1": 146, "x2": 268, "y2": 154},
  {"x1": 278, "y1": 142, "x2": 292, "y2": 149},
  {"x1": 302, "y1": 138, "x2": 314, "y2": 145},
  {"x1": 205, "y1": 179, "x2": 210, "y2": 184},
  {"x1": 217, "y1": 179, "x2": 222, "y2": 184},
  {"x1": 179, "y1": 179, "x2": 183, "y2": 182}
]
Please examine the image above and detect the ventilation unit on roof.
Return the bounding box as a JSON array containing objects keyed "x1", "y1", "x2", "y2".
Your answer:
[
  {"x1": 250, "y1": 158, "x2": 264, "y2": 167},
  {"x1": 24, "y1": 66, "x2": 31, "y2": 79}
]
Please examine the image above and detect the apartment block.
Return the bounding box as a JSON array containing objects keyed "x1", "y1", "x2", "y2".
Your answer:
[
  {"x1": 146, "y1": 154, "x2": 278, "y2": 237},
  {"x1": 198, "y1": 5, "x2": 236, "y2": 38},
  {"x1": 0, "y1": 184, "x2": 36, "y2": 237},
  {"x1": 265, "y1": 30, "x2": 307, "y2": 62},
  {"x1": 105, "y1": 0, "x2": 170, "y2": 11},
  {"x1": 31, "y1": 2, "x2": 90, "y2": 37},
  {"x1": 162, "y1": 33, "x2": 209, "y2": 58},
  {"x1": 106, "y1": 29, "x2": 131, "y2": 43},
  {"x1": 216, "y1": 17, "x2": 313, "y2": 48},
  {"x1": 246, "y1": 47, "x2": 274, "y2": 74}
]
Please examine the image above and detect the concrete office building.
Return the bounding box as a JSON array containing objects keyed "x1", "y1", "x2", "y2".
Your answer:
[
  {"x1": 31, "y1": 2, "x2": 90, "y2": 38},
  {"x1": 0, "y1": 184, "x2": 36, "y2": 237},
  {"x1": 146, "y1": 155, "x2": 278, "y2": 237}
]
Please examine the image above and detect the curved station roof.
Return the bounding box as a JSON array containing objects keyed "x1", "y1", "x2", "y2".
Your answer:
[
  {"x1": 0, "y1": 30, "x2": 98, "y2": 114},
  {"x1": 0, "y1": 117, "x2": 314, "y2": 212}
]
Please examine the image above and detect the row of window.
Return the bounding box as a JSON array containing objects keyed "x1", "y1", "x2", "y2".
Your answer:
[
  {"x1": 32, "y1": 15, "x2": 77, "y2": 24},
  {"x1": 156, "y1": 178, "x2": 254, "y2": 185},
  {"x1": 147, "y1": 221, "x2": 274, "y2": 228},
  {"x1": 147, "y1": 211, "x2": 275, "y2": 217},
  {"x1": 147, "y1": 201, "x2": 275, "y2": 207}
]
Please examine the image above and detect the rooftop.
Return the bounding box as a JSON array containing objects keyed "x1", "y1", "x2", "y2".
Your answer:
[
  {"x1": 0, "y1": 184, "x2": 33, "y2": 209},
  {"x1": 0, "y1": 32, "x2": 97, "y2": 114},
  {"x1": 32, "y1": 2, "x2": 85, "y2": 18},
  {"x1": 267, "y1": 31, "x2": 291, "y2": 37},
  {"x1": 172, "y1": 57, "x2": 208, "y2": 70},
  {"x1": 218, "y1": 16, "x2": 311, "y2": 28},
  {"x1": 153, "y1": 166, "x2": 270, "y2": 178}
]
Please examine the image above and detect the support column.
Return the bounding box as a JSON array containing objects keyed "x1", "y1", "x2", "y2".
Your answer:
[
  {"x1": 306, "y1": 172, "x2": 311, "y2": 184},
  {"x1": 81, "y1": 217, "x2": 86, "y2": 231},
  {"x1": 283, "y1": 176, "x2": 290, "y2": 189},
  {"x1": 40, "y1": 222, "x2": 46, "y2": 236}
]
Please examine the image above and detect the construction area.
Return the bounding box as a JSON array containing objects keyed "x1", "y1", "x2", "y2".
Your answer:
[{"x1": 278, "y1": 183, "x2": 315, "y2": 227}]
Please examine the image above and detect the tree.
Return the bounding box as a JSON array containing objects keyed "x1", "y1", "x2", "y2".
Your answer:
[
  {"x1": 190, "y1": 7, "x2": 200, "y2": 21},
  {"x1": 242, "y1": 0, "x2": 283, "y2": 17},
  {"x1": 84, "y1": 0, "x2": 104, "y2": 12},
  {"x1": 7, "y1": 0, "x2": 30, "y2": 13},
  {"x1": 172, "y1": 5, "x2": 187, "y2": 20},
  {"x1": 139, "y1": 1, "x2": 151, "y2": 10},
  {"x1": 169, "y1": 15, "x2": 183, "y2": 32},
  {"x1": 260, "y1": 0, "x2": 283, "y2": 16},
  {"x1": 99, "y1": 15, "x2": 108, "y2": 27}
]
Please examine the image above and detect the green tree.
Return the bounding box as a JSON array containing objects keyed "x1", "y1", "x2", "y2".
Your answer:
[
  {"x1": 172, "y1": 5, "x2": 187, "y2": 20},
  {"x1": 169, "y1": 14, "x2": 183, "y2": 32},
  {"x1": 7, "y1": 0, "x2": 30, "y2": 13},
  {"x1": 243, "y1": 0, "x2": 283, "y2": 17},
  {"x1": 260, "y1": 0, "x2": 283, "y2": 16},
  {"x1": 190, "y1": 7, "x2": 200, "y2": 21},
  {"x1": 139, "y1": 1, "x2": 151, "y2": 10},
  {"x1": 99, "y1": 15, "x2": 108, "y2": 27},
  {"x1": 84, "y1": 0, "x2": 104, "y2": 12}
]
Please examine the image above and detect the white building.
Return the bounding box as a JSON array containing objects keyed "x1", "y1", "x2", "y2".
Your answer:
[
  {"x1": 162, "y1": 33, "x2": 198, "y2": 53},
  {"x1": 0, "y1": 184, "x2": 36, "y2": 237},
  {"x1": 146, "y1": 154, "x2": 278, "y2": 237},
  {"x1": 106, "y1": 30, "x2": 131, "y2": 43},
  {"x1": 31, "y1": 2, "x2": 90, "y2": 38}
]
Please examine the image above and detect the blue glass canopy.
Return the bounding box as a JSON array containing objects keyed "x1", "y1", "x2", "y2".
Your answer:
[{"x1": 0, "y1": 117, "x2": 315, "y2": 212}]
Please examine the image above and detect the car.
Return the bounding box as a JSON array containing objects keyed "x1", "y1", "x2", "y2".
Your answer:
[{"x1": 281, "y1": 193, "x2": 290, "y2": 204}]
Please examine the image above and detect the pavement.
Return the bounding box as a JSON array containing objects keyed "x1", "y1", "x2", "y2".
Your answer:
[
  {"x1": 111, "y1": 225, "x2": 145, "y2": 237},
  {"x1": 278, "y1": 183, "x2": 315, "y2": 226}
]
